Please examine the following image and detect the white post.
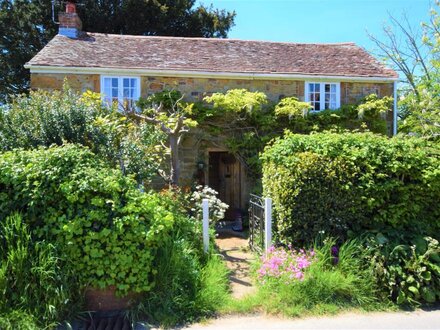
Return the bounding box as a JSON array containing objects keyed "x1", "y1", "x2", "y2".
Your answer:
[
  {"x1": 202, "y1": 198, "x2": 209, "y2": 253},
  {"x1": 264, "y1": 197, "x2": 272, "y2": 253}
]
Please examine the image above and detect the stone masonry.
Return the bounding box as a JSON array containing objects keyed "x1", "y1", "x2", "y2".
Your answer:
[{"x1": 30, "y1": 73, "x2": 395, "y2": 190}]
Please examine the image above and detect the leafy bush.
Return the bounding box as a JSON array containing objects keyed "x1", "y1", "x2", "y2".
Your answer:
[
  {"x1": 364, "y1": 234, "x2": 440, "y2": 306},
  {"x1": 262, "y1": 132, "x2": 440, "y2": 245},
  {"x1": 0, "y1": 86, "x2": 165, "y2": 182},
  {"x1": 0, "y1": 145, "x2": 174, "y2": 295},
  {"x1": 0, "y1": 214, "x2": 79, "y2": 329},
  {"x1": 202, "y1": 91, "x2": 392, "y2": 181}
]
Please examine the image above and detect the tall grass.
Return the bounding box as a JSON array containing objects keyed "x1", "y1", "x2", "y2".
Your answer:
[
  {"x1": 0, "y1": 213, "x2": 81, "y2": 329},
  {"x1": 134, "y1": 224, "x2": 230, "y2": 328}
]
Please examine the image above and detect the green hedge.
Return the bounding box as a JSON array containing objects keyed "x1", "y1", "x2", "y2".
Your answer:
[
  {"x1": 0, "y1": 145, "x2": 174, "y2": 295},
  {"x1": 261, "y1": 132, "x2": 440, "y2": 244}
]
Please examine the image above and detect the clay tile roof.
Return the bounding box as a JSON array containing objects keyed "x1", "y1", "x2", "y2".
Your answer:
[{"x1": 26, "y1": 33, "x2": 398, "y2": 79}]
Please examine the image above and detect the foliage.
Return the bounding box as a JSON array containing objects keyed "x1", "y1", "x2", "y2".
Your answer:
[
  {"x1": 369, "y1": 5, "x2": 440, "y2": 139},
  {"x1": 0, "y1": 86, "x2": 165, "y2": 183},
  {"x1": 133, "y1": 193, "x2": 229, "y2": 327},
  {"x1": 364, "y1": 233, "x2": 440, "y2": 306},
  {"x1": 204, "y1": 89, "x2": 269, "y2": 119},
  {"x1": 0, "y1": 0, "x2": 235, "y2": 102},
  {"x1": 399, "y1": 74, "x2": 440, "y2": 139},
  {"x1": 135, "y1": 90, "x2": 198, "y2": 186},
  {"x1": 189, "y1": 185, "x2": 229, "y2": 224},
  {"x1": 0, "y1": 0, "x2": 57, "y2": 101},
  {"x1": 235, "y1": 239, "x2": 380, "y2": 317},
  {"x1": 261, "y1": 132, "x2": 440, "y2": 245},
  {"x1": 0, "y1": 145, "x2": 175, "y2": 295},
  {"x1": 0, "y1": 213, "x2": 80, "y2": 329},
  {"x1": 202, "y1": 90, "x2": 392, "y2": 180},
  {"x1": 274, "y1": 96, "x2": 312, "y2": 119}
]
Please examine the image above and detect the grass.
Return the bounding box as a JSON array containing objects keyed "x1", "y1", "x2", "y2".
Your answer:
[
  {"x1": 132, "y1": 230, "x2": 231, "y2": 328},
  {"x1": 0, "y1": 213, "x2": 81, "y2": 330},
  {"x1": 220, "y1": 238, "x2": 393, "y2": 318},
  {"x1": 0, "y1": 212, "x2": 394, "y2": 329}
]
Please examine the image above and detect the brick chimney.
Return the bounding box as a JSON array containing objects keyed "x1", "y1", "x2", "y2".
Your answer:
[{"x1": 58, "y1": 1, "x2": 82, "y2": 38}]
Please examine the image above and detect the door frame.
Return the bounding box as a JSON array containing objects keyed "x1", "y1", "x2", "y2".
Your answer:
[{"x1": 206, "y1": 148, "x2": 247, "y2": 211}]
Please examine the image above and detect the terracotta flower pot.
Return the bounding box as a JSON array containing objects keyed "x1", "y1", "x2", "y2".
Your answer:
[{"x1": 85, "y1": 286, "x2": 139, "y2": 311}]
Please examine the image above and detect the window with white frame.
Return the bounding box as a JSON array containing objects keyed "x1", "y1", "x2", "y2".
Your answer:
[
  {"x1": 305, "y1": 82, "x2": 340, "y2": 111},
  {"x1": 101, "y1": 76, "x2": 141, "y2": 109}
]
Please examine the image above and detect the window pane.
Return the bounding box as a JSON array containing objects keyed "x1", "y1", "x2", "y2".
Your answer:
[
  {"x1": 325, "y1": 84, "x2": 330, "y2": 92},
  {"x1": 331, "y1": 84, "x2": 336, "y2": 93},
  {"x1": 111, "y1": 78, "x2": 118, "y2": 88},
  {"x1": 112, "y1": 88, "x2": 118, "y2": 98},
  {"x1": 123, "y1": 88, "x2": 130, "y2": 98},
  {"x1": 123, "y1": 79, "x2": 129, "y2": 88},
  {"x1": 103, "y1": 78, "x2": 112, "y2": 90}
]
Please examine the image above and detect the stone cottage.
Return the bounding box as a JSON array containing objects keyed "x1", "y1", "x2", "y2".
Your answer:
[{"x1": 25, "y1": 2, "x2": 398, "y2": 215}]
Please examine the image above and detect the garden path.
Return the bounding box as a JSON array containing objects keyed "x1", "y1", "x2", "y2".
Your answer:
[{"x1": 215, "y1": 227, "x2": 256, "y2": 299}]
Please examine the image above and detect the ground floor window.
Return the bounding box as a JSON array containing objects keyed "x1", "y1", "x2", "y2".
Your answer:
[
  {"x1": 305, "y1": 82, "x2": 340, "y2": 111},
  {"x1": 100, "y1": 76, "x2": 141, "y2": 109}
]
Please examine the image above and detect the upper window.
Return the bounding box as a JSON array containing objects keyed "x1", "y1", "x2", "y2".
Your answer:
[
  {"x1": 101, "y1": 76, "x2": 140, "y2": 109},
  {"x1": 305, "y1": 82, "x2": 340, "y2": 111}
]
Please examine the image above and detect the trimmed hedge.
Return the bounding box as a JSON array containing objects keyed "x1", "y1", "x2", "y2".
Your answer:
[
  {"x1": 0, "y1": 145, "x2": 174, "y2": 295},
  {"x1": 261, "y1": 132, "x2": 440, "y2": 244}
]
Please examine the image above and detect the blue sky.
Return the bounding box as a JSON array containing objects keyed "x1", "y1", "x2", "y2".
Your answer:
[{"x1": 199, "y1": 0, "x2": 431, "y2": 54}]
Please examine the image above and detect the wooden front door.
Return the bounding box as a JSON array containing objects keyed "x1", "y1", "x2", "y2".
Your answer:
[{"x1": 208, "y1": 152, "x2": 242, "y2": 219}]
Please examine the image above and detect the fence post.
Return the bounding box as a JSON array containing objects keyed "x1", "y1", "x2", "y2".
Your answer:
[
  {"x1": 202, "y1": 198, "x2": 209, "y2": 253},
  {"x1": 264, "y1": 197, "x2": 272, "y2": 253}
]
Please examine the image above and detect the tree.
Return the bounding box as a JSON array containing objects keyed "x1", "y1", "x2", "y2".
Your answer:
[
  {"x1": 0, "y1": 0, "x2": 236, "y2": 102},
  {"x1": 131, "y1": 90, "x2": 198, "y2": 187},
  {"x1": 0, "y1": 0, "x2": 57, "y2": 101},
  {"x1": 368, "y1": 6, "x2": 440, "y2": 139}
]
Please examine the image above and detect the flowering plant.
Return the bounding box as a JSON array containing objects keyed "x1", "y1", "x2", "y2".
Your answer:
[
  {"x1": 257, "y1": 245, "x2": 315, "y2": 284},
  {"x1": 189, "y1": 185, "x2": 229, "y2": 223}
]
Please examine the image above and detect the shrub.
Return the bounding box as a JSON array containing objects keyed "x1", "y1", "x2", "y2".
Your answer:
[
  {"x1": 261, "y1": 131, "x2": 440, "y2": 245},
  {"x1": 0, "y1": 86, "x2": 165, "y2": 182},
  {"x1": 0, "y1": 145, "x2": 174, "y2": 295},
  {"x1": 364, "y1": 234, "x2": 440, "y2": 306},
  {"x1": 0, "y1": 214, "x2": 79, "y2": 329}
]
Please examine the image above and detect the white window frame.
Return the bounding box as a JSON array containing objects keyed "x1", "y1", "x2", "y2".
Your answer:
[
  {"x1": 304, "y1": 82, "x2": 341, "y2": 112},
  {"x1": 100, "y1": 76, "x2": 141, "y2": 109}
]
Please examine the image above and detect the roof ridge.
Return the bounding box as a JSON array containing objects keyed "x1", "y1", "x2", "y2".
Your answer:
[{"x1": 82, "y1": 32, "x2": 357, "y2": 46}]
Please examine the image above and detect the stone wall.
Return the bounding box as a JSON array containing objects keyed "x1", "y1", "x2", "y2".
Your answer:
[
  {"x1": 141, "y1": 76, "x2": 305, "y2": 102},
  {"x1": 341, "y1": 82, "x2": 394, "y2": 104},
  {"x1": 30, "y1": 73, "x2": 100, "y2": 93},
  {"x1": 30, "y1": 73, "x2": 394, "y2": 106},
  {"x1": 30, "y1": 72, "x2": 396, "y2": 200}
]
